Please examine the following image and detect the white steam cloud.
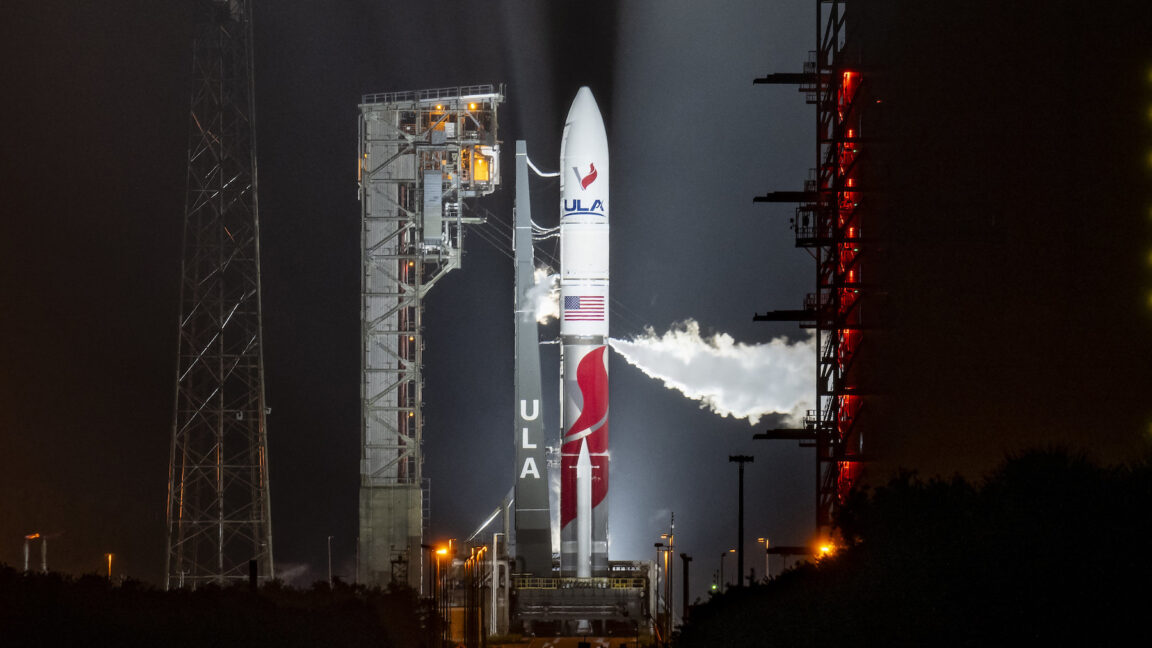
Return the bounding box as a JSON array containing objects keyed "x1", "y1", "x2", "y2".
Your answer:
[
  {"x1": 274, "y1": 562, "x2": 314, "y2": 587},
  {"x1": 609, "y1": 320, "x2": 814, "y2": 426},
  {"x1": 528, "y1": 268, "x2": 560, "y2": 323}
]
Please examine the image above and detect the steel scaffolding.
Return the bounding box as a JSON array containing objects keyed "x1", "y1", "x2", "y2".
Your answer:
[
  {"x1": 165, "y1": 0, "x2": 273, "y2": 589},
  {"x1": 754, "y1": 0, "x2": 868, "y2": 531},
  {"x1": 357, "y1": 86, "x2": 503, "y2": 589}
]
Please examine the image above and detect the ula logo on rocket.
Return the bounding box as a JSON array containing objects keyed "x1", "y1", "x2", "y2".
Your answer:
[
  {"x1": 563, "y1": 198, "x2": 605, "y2": 215},
  {"x1": 572, "y1": 163, "x2": 598, "y2": 190}
]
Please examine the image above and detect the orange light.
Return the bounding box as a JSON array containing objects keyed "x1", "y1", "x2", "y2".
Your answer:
[
  {"x1": 818, "y1": 544, "x2": 834, "y2": 557},
  {"x1": 468, "y1": 103, "x2": 476, "y2": 110},
  {"x1": 436, "y1": 547, "x2": 448, "y2": 556}
]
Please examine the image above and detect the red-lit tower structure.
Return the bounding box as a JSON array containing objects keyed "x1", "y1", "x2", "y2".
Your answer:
[{"x1": 754, "y1": 0, "x2": 870, "y2": 532}]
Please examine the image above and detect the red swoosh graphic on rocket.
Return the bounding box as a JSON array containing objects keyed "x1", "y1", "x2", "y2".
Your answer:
[
  {"x1": 560, "y1": 346, "x2": 609, "y2": 529},
  {"x1": 581, "y1": 163, "x2": 598, "y2": 190}
]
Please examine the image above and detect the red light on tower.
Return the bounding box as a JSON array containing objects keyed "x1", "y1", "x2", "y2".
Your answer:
[{"x1": 757, "y1": 13, "x2": 869, "y2": 535}]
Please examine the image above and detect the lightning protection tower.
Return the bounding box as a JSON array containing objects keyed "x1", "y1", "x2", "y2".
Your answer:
[
  {"x1": 358, "y1": 85, "x2": 504, "y2": 589},
  {"x1": 165, "y1": 0, "x2": 273, "y2": 589}
]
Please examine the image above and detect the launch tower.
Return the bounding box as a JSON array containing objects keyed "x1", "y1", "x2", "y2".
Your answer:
[
  {"x1": 165, "y1": 0, "x2": 274, "y2": 589},
  {"x1": 754, "y1": 0, "x2": 873, "y2": 530},
  {"x1": 357, "y1": 85, "x2": 504, "y2": 588},
  {"x1": 512, "y1": 141, "x2": 551, "y2": 577}
]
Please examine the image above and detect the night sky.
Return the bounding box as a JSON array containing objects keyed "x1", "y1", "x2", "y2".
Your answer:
[{"x1": 3, "y1": 0, "x2": 1151, "y2": 607}]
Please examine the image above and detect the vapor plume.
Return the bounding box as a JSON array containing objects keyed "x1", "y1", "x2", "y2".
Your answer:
[
  {"x1": 274, "y1": 562, "x2": 314, "y2": 587},
  {"x1": 528, "y1": 268, "x2": 560, "y2": 323},
  {"x1": 609, "y1": 320, "x2": 814, "y2": 426}
]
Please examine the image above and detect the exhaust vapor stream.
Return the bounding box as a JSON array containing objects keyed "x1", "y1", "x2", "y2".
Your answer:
[
  {"x1": 529, "y1": 268, "x2": 560, "y2": 323},
  {"x1": 609, "y1": 320, "x2": 814, "y2": 426}
]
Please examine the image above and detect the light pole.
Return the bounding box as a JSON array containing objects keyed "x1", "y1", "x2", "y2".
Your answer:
[
  {"x1": 490, "y1": 532, "x2": 503, "y2": 639},
  {"x1": 465, "y1": 547, "x2": 475, "y2": 648},
  {"x1": 327, "y1": 535, "x2": 334, "y2": 586},
  {"x1": 436, "y1": 544, "x2": 450, "y2": 646},
  {"x1": 679, "y1": 553, "x2": 692, "y2": 623},
  {"x1": 478, "y1": 545, "x2": 488, "y2": 648},
  {"x1": 653, "y1": 542, "x2": 665, "y2": 645},
  {"x1": 729, "y1": 455, "x2": 753, "y2": 588},
  {"x1": 719, "y1": 549, "x2": 734, "y2": 592},
  {"x1": 757, "y1": 537, "x2": 770, "y2": 582},
  {"x1": 660, "y1": 517, "x2": 674, "y2": 642},
  {"x1": 463, "y1": 545, "x2": 488, "y2": 648}
]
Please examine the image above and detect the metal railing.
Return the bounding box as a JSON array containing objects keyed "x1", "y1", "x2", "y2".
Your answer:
[
  {"x1": 513, "y1": 576, "x2": 647, "y2": 590},
  {"x1": 362, "y1": 84, "x2": 499, "y2": 105}
]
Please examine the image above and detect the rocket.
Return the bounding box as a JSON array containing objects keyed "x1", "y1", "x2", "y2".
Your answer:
[{"x1": 559, "y1": 87, "x2": 609, "y2": 578}]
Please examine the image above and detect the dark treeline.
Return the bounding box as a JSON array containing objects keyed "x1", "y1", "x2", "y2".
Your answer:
[
  {"x1": 0, "y1": 571, "x2": 429, "y2": 647},
  {"x1": 675, "y1": 449, "x2": 1152, "y2": 647}
]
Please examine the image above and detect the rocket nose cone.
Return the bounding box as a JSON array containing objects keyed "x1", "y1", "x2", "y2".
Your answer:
[
  {"x1": 566, "y1": 86, "x2": 602, "y2": 125},
  {"x1": 560, "y1": 86, "x2": 608, "y2": 199},
  {"x1": 574, "y1": 86, "x2": 596, "y2": 109}
]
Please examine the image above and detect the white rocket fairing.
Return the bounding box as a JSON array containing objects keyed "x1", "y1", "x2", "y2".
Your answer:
[{"x1": 559, "y1": 87, "x2": 610, "y2": 578}]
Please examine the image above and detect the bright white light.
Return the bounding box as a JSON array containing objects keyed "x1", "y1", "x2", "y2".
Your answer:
[{"x1": 609, "y1": 320, "x2": 814, "y2": 426}]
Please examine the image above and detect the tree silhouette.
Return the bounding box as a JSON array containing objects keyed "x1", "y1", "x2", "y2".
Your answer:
[{"x1": 675, "y1": 448, "x2": 1152, "y2": 647}]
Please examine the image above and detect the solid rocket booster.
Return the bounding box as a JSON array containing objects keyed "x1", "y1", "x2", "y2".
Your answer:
[{"x1": 559, "y1": 87, "x2": 610, "y2": 578}]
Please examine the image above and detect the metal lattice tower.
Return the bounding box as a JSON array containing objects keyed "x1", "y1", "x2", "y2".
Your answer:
[
  {"x1": 165, "y1": 0, "x2": 273, "y2": 589},
  {"x1": 358, "y1": 86, "x2": 503, "y2": 588},
  {"x1": 754, "y1": 0, "x2": 868, "y2": 531}
]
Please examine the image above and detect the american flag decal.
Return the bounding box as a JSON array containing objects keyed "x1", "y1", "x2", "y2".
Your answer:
[{"x1": 563, "y1": 295, "x2": 605, "y2": 321}]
